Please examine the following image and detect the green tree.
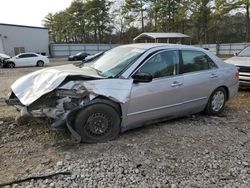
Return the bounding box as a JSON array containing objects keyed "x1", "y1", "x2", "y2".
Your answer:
[
  {"x1": 122, "y1": 0, "x2": 149, "y2": 32},
  {"x1": 43, "y1": 0, "x2": 113, "y2": 43},
  {"x1": 215, "y1": 0, "x2": 250, "y2": 42},
  {"x1": 188, "y1": 0, "x2": 211, "y2": 44},
  {"x1": 112, "y1": 0, "x2": 128, "y2": 43},
  {"x1": 149, "y1": 0, "x2": 183, "y2": 32},
  {"x1": 67, "y1": 0, "x2": 86, "y2": 43},
  {"x1": 43, "y1": 0, "x2": 250, "y2": 44},
  {"x1": 84, "y1": 0, "x2": 113, "y2": 43},
  {"x1": 43, "y1": 13, "x2": 56, "y2": 42},
  {"x1": 52, "y1": 11, "x2": 72, "y2": 43}
]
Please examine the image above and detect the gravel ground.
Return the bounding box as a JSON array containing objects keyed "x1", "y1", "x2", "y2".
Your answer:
[{"x1": 0, "y1": 60, "x2": 249, "y2": 187}]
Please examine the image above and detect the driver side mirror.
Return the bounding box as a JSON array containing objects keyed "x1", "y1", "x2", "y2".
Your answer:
[
  {"x1": 132, "y1": 72, "x2": 153, "y2": 83},
  {"x1": 234, "y1": 52, "x2": 238, "y2": 56}
]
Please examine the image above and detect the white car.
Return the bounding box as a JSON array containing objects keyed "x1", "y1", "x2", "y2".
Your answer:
[
  {"x1": 225, "y1": 46, "x2": 250, "y2": 87},
  {"x1": 4, "y1": 53, "x2": 49, "y2": 68}
]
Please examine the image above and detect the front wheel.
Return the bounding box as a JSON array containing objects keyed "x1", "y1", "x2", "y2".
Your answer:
[
  {"x1": 75, "y1": 103, "x2": 120, "y2": 143},
  {"x1": 205, "y1": 87, "x2": 226, "y2": 115},
  {"x1": 7, "y1": 62, "x2": 15, "y2": 68}
]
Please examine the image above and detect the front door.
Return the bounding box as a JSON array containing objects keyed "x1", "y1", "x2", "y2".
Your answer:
[
  {"x1": 126, "y1": 50, "x2": 184, "y2": 127},
  {"x1": 14, "y1": 54, "x2": 28, "y2": 67}
]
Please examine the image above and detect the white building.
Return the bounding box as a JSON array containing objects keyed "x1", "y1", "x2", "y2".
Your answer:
[{"x1": 0, "y1": 23, "x2": 49, "y2": 57}]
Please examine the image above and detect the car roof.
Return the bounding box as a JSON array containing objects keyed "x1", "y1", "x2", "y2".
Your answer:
[
  {"x1": 120, "y1": 43, "x2": 203, "y2": 51},
  {"x1": 17, "y1": 52, "x2": 39, "y2": 55}
]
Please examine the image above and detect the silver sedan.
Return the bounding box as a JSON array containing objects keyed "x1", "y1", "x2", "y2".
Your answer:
[{"x1": 6, "y1": 44, "x2": 239, "y2": 143}]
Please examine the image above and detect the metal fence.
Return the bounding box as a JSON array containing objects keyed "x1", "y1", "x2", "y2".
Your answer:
[
  {"x1": 50, "y1": 42, "x2": 250, "y2": 57},
  {"x1": 50, "y1": 43, "x2": 118, "y2": 57},
  {"x1": 194, "y1": 43, "x2": 250, "y2": 55}
]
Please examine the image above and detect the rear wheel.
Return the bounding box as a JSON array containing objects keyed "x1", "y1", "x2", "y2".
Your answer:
[
  {"x1": 205, "y1": 87, "x2": 226, "y2": 115},
  {"x1": 75, "y1": 103, "x2": 120, "y2": 143},
  {"x1": 7, "y1": 62, "x2": 15, "y2": 68},
  {"x1": 37, "y1": 60, "x2": 44, "y2": 67}
]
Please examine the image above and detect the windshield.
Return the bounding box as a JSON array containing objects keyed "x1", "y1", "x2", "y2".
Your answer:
[
  {"x1": 89, "y1": 46, "x2": 145, "y2": 78},
  {"x1": 76, "y1": 52, "x2": 82, "y2": 56},
  {"x1": 238, "y1": 46, "x2": 250, "y2": 57}
]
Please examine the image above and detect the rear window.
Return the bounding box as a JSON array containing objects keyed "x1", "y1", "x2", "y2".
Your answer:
[{"x1": 182, "y1": 50, "x2": 217, "y2": 73}]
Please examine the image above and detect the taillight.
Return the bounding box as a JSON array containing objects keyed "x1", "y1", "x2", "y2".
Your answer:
[{"x1": 235, "y1": 71, "x2": 239, "y2": 78}]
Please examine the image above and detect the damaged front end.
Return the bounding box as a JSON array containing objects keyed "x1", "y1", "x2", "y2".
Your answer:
[
  {"x1": 6, "y1": 80, "x2": 95, "y2": 142},
  {"x1": 6, "y1": 66, "x2": 133, "y2": 142}
]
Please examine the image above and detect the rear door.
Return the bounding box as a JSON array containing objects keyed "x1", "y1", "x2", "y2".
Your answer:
[
  {"x1": 180, "y1": 50, "x2": 220, "y2": 113},
  {"x1": 126, "y1": 50, "x2": 184, "y2": 127},
  {"x1": 25, "y1": 54, "x2": 38, "y2": 66}
]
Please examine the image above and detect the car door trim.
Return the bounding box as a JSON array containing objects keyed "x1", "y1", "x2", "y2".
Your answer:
[
  {"x1": 127, "y1": 102, "x2": 183, "y2": 116},
  {"x1": 127, "y1": 96, "x2": 207, "y2": 117},
  {"x1": 182, "y1": 96, "x2": 207, "y2": 105}
]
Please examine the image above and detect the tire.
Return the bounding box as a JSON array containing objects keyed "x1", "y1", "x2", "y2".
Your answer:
[
  {"x1": 7, "y1": 62, "x2": 15, "y2": 68},
  {"x1": 75, "y1": 103, "x2": 120, "y2": 143},
  {"x1": 205, "y1": 87, "x2": 226, "y2": 115},
  {"x1": 37, "y1": 60, "x2": 44, "y2": 67}
]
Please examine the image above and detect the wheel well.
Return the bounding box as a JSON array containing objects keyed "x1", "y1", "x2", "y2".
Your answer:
[
  {"x1": 66, "y1": 96, "x2": 122, "y2": 131},
  {"x1": 37, "y1": 60, "x2": 44, "y2": 64},
  {"x1": 90, "y1": 96, "x2": 122, "y2": 117},
  {"x1": 8, "y1": 61, "x2": 15, "y2": 66},
  {"x1": 218, "y1": 86, "x2": 229, "y2": 101}
]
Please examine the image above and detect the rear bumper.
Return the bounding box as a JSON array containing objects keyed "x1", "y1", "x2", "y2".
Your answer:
[{"x1": 228, "y1": 82, "x2": 239, "y2": 99}]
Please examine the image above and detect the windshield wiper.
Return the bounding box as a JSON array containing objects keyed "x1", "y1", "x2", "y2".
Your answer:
[{"x1": 89, "y1": 66, "x2": 105, "y2": 76}]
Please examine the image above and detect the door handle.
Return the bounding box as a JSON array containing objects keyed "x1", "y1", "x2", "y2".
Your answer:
[
  {"x1": 210, "y1": 73, "x2": 218, "y2": 78},
  {"x1": 171, "y1": 81, "x2": 183, "y2": 87}
]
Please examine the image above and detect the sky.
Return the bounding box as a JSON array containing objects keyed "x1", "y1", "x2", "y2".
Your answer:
[{"x1": 0, "y1": 0, "x2": 73, "y2": 27}]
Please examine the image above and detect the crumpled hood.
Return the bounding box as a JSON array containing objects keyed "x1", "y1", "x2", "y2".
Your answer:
[
  {"x1": 225, "y1": 56, "x2": 250, "y2": 67},
  {"x1": 11, "y1": 64, "x2": 103, "y2": 106},
  {"x1": 0, "y1": 53, "x2": 10, "y2": 59}
]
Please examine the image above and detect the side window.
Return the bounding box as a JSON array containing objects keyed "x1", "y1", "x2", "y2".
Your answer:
[
  {"x1": 26, "y1": 54, "x2": 37, "y2": 58},
  {"x1": 182, "y1": 50, "x2": 217, "y2": 73},
  {"x1": 18, "y1": 54, "x2": 37, "y2": 58},
  {"x1": 18, "y1": 54, "x2": 26, "y2": 58},
  {"x1": 138, "y1": 50, "x2": 179, "y2": 79}
]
